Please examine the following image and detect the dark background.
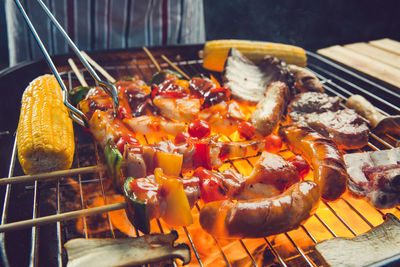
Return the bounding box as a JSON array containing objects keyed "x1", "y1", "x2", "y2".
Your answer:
[{"x1": 1, "y1": 0, "x2": 400, "y2": 70}]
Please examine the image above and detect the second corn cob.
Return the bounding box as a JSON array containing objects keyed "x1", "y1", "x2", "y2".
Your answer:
[
  {"x1": 17, "y1": 74, "x2": 75, "y2": 174},
  {"x1": 202, "y1": 39, "x2": 307, "y2": 72}
]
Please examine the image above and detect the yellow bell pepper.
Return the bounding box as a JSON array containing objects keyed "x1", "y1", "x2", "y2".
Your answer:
[
  {"x1": 154, "y1": 168, "x2": 193, "y2": 226},
  {"x1": 154, "y1": 151, "x2": 183, "y2": 176},
  {"x1": 174, "y1": 79, "x2": 189, "y2": 89}
]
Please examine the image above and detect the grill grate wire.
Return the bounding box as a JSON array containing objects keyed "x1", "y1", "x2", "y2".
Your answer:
[{"x1": 1, "y1": 51, "x2": 399, "y2": 267}]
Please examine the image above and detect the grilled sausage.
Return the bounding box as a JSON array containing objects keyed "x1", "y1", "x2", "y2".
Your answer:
[
  {"x1": 199, "y1": 180, "x2": 319, "y2": 238},
  {"x1": 288, "y1": 64, "x2": 324, "y2": 93},
  {"x1": 279, "y1": 124, "x2": 348, "y2": 201},
  {"x1": 251, "y1": 81, "x2": 290, "y2": 136}
]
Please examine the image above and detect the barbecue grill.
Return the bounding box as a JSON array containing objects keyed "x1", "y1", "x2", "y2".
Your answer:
[{"x1": 0, "y1": 43, "x2": 399, "y2": 267}]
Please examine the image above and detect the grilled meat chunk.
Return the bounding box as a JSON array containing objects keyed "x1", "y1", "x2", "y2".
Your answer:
[
  {"x1": 288, "y1": 92, "x2": 369, "y2": 150},
  {"x1": 189, "y1": 76, "x2": 216, "y2": 97},
  {"x1": 288, "y1": 92, "x2": 341, "y2": 115},
  {"x1": 344, "y1": 148, "x2": 400, "y2": 209},
  {"x1": 292, "y1": 109, "x2": 370, "y2": 150},
  {"x1": 223, "y1": 48, "x2": 293, "y2": 102}
]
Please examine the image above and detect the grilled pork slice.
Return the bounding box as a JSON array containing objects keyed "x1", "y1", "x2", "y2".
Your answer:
[
  {"x1": 288, "y1": 91, "x2": 341, "y2": 115},
  {"x1": 288, "y1": 92, "x2": 369, "y2": 150},
  {"x1": 344, "y1": 148, "x2": 400, "y2": 209},
  {"x1": 223, "y1": 48, "x2": 292, "y2": 102},
  {"x1": 292, "y1": 109, "x2": 370, "y2": 150}
]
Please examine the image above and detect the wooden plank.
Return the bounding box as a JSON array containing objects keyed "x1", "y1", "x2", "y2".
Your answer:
[
  {"x1": 369, "y1": 38, "x2": 400, "y2": 56},
  {"x1": 317, "y1": 45, "x2": 400, "y2": 89},
  {"x1": 344, "y1": 42, "x2": 400, "y2": 70}
]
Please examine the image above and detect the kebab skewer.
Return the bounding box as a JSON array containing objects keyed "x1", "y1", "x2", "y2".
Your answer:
[{"x1": 68, "y1": 58, "x2": 273, "y2": 234}]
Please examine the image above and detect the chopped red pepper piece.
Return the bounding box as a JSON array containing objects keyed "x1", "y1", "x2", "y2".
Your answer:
[
  {"x1": 116, "y1": 135, "x2": 139, "y2": 154},
  {"x1": 151, "y1": 80, "x2": 189, "y2": 99},
  {"x1": 118, "y1": 105, "x2": 132, "y2": 119},
  {"x1": 194, "y1": 167, "x2": 227, "y2": 203},
  {"x1": 192, "y1": 142, "x2": 211, "y2": 170},
  {"x1": 203, "y1": 87, "x2": 231, "y2": 108},
  {"x1": 174, "y1": 131, "x2": 190, "y2": 144}
]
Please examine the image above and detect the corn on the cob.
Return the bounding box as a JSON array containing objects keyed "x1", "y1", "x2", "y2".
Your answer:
[
  {"x1": 17, "y1": 74, "x2": 75, "y2": 174},
  {"x1": 202, "y1": 39, "x2": 307, "y2": 72}
]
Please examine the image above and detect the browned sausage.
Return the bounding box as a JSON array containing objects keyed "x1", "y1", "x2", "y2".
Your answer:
[
  {"x1": 279, "y1": 124, "x2": 348, "y2": 201},
  {"x1": 251, "y1": 81, "x2": 290, "y2": 136},
  {"x1": 199, "y1": 180, "x2": 319, "y2": 238},
  {"x1": 288, "y1": 64, "x2": 324, "y2": 93}
]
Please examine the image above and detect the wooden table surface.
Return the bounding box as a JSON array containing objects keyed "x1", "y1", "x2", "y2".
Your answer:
[{"x1": 317, "y1": 38, "x2": 400, "y2": 90}]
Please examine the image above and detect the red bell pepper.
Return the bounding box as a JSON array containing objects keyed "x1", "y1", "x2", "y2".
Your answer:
[
  {"x1": 116, "y1": 135, "x2": 139, "y2": 154},
  {"x1": 194, "y1": 167, "x2": 227, "y2": 203},
  {"x1": 192, "y1": 142, "x2": 211, "y2": 170}
]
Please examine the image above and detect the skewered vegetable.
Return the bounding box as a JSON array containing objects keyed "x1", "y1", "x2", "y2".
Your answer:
[
  {"x1": 17, "y1": 74, "x2": 75, "y2": 174},
  {"x1": 203, "y1": 39, "x2": 307, "y2": 72},
  {"x1": 124, "y1": 168, "x2": 193, "y2": 234}
]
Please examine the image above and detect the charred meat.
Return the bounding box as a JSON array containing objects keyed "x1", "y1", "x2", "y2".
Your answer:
[
  {"x1": 223, "y1": 48, "x2": 293, "y2": 102},
  {"x1": 292, "y1": 109, "x2": 370, "y2": 150},
  {"x1": 344, "y1": 148, "x2": 400, "y2": 209},
  {"x1": 288, "y1": 91, "x2": 340, "y2": 115},
  {"x1": 288, "y1": 92, "x2": 369, "y2": 150}
]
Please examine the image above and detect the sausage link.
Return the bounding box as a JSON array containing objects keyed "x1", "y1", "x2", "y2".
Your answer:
[
  {"x1": 251, "y1": 81, "x2": 289, "y2": 136},
  {"x1": 279, "y1": 124, "x2": 347, "y2": 201},
  {"x1": 199, "y1": 180, "x2": 319, "y2": 238}
]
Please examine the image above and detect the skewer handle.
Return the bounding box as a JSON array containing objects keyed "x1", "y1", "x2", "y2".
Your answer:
[
  {"x1": 161, "y1": 55, "x2": 190, "y2": 80},
  {"x1": 0, "y1": 202, "x2": 127, "y2": 232},
  {"x1": 68, "y1": 58, "x2": 89, "y2": 87},
  {"x1": 143, "y1": 47, "x2": 162, "y2": 72},
  {"x1": 81, "y1": 51, "x2": 117, "y2": 83},
  {"x1": 0, "y1": 165, "x2": 106, "y2": 186}
]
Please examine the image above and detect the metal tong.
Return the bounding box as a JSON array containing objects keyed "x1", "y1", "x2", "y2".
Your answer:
[{"x1": 14, "y1": 0, "x2": 119, "y2": 128}]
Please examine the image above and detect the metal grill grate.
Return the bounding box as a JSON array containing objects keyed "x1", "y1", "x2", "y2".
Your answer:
[{"x1": 1, "y1": 50, "x2": 400, "y2": 267}]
